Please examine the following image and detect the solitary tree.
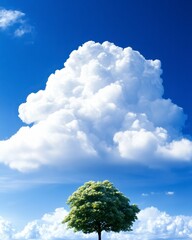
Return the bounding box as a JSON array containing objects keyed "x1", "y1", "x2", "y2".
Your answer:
[{"x1": 63, "y1": 180, "x2": 139, "y2": 240}]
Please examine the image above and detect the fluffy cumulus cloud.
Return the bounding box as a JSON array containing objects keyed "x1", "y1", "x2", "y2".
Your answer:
[
  {"x1": 132, "y1": 207, "x2": 192, "y2": 240},
  {"x1": 14, "y1": 208, "x2": 96, "y2": 240},
  {"x1": 1, "y1": 207, "x2": 192, "y2": 240},
  {"x1": 0, "y1": 41, "x2": 191, "y2": 171},
  {"x1": 0, "y1": 216, "x2": 15, "y2": 240},
  {"x1": 0, "y1": 8, "x2": 32, "y2": 37},
  {"x1": 14, "y1": 208, "x2": 77, "y2": 240}
]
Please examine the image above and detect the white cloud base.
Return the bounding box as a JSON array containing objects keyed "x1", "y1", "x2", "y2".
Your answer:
[{"x1": 1, "y1": 207, "x2": 192, "y2": 240}]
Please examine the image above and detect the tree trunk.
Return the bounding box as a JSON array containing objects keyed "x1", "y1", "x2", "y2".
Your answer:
[{"x1": 98, "y1": 231, "x2": 101, "y2": 240}]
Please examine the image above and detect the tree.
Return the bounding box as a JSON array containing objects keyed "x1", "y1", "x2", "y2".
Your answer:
[{"x1": 63, "y1": 180, "x2": 140, "y2": 240}]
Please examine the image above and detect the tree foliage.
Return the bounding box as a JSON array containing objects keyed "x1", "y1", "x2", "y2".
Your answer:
[{"x1": 63, "y1": 180, "x2": 140, "y2": 240}]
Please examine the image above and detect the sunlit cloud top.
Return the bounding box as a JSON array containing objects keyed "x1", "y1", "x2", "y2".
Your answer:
[{"x1": 0, "y1": 41, "x2": 191, "y2": 172}]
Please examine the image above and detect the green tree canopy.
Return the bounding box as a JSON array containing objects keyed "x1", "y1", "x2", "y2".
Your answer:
[{"x1": 63, "y1": 180, "x2": 140, "y2": 240}]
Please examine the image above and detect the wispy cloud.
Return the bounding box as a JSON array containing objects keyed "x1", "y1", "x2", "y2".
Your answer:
[
  {"x1": 14, "y1": 25, "x2": 32, "y2": 37},
  {"x1": 0, "y1": 8, "x2": 32, "y2": 37},
  {"x1": 166, "y1": 191, "x2": 175, "y2": 196},
  {"x1": 142, "y1": 191, "x2": 175, "y2": 197},
  {"x1": 0, "y1": 9, "x2": 24, "y2": 29},
  {"x1": 0, "y1": 41, "x2": 191, "y2": 171},
  {"x1": 141, "y1": 193, "x2": 149, "y2": 197}
]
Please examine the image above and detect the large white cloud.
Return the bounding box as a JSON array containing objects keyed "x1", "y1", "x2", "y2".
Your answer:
[
  {"x1": 0, "y1": 41, "x2": 191, "y2": 171},
  {"x1": 14, "y1": 208, "x2": 96, "y2": 240},
  {"x1": 1, "y1": 207, "x2": 189, "y2": 240},
  {"x1": 132, "y1": 207, "x2": 192, "y2": 240}
]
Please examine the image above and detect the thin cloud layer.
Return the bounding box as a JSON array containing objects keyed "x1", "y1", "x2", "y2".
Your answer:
[
  {"x1": 0, "y1": 41, "x2": 191, "y2": 171},
  {"x1": 0, "y1": 9, "x2": 24, "y2": 29},
  {"x1": 0, "y1": 8, "x2": 32, "y2": 37},
  {"x1": 1, "y1": 207, "x2": 192, "y2": 240}
]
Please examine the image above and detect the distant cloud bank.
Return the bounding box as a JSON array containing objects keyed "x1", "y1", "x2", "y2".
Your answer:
[
  {"x1": 0, "y1": 7, "x2": 32, "y2": 37},
  {"x1": 0, "y1": 41, "x2": 191, "y2": 171},
  {"x1": 0, "y1": 207, "x2": 192, "y2": 240},
  {"x1": 142, "y1": 191, "x2": 175, "y2": 197}
]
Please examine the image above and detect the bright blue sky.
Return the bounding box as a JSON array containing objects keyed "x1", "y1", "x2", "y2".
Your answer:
[{"x1": 0, "y1": 1, "x2": 192, "y2": 239}]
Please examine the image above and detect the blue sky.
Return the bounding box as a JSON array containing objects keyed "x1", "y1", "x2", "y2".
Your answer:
[{"x1": 0, "y1": 0, "x2": 192, "y2": 239}]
